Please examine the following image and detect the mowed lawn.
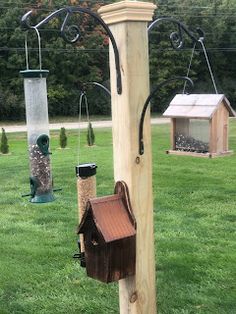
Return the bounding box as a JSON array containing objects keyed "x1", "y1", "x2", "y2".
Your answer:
[{"x1": 0, "y1": 122, "x2": 235, "y2": 314}]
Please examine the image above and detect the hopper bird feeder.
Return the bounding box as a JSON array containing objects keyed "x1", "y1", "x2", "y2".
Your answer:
[
  {"x1": 163, "y1": 94, "x2": 236, "y2": 157},
  {"x1": 77, "y1": 181, "x2": 136, "y2": 283},
  {"x1": 20, "y1": 69, "x2": 55, "y2": 202}
]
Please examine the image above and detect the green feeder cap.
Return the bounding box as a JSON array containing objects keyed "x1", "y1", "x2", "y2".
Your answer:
[{"x1": 20, "y1": 69, "x2": 49, "y2": 78}]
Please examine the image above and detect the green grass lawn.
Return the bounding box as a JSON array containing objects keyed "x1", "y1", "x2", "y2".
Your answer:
[{"x1": 0, "y1": 123, "x2": 235, "y2": 314}]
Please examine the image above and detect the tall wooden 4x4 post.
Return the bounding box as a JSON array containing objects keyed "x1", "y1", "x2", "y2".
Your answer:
[{"x1": 99, "y1": 1, "x2": 157, "y2": 313}]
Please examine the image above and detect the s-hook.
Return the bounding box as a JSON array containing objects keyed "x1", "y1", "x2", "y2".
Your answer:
[{"x1": 138, "y1": 76, "x2": 194, "y2": 155}]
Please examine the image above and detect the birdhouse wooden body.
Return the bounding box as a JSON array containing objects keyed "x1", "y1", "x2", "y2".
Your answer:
[
  {"x1": 78, "y1": 181, "x2": 136, "y2": 283},
  {"x1": 163, "y1": 94, "x2": 236, "y2": 157}
]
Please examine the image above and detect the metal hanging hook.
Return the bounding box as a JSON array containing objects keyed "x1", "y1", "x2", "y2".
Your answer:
[
  {"x1": 24, "y1": 32, "x2": 29, "y2": 70},
  {"x1": 24, "y1": 27, "x2": 43, "y2": 71},
  {"x1": 138, "y1": 76, "x2": 194, "y2": 155},
  {"x1": 21, "y1": 6, "x2": 122, "y2": 94},
  {"x1": 33, "y1": 27, "x2": 42, "y2": 71}
]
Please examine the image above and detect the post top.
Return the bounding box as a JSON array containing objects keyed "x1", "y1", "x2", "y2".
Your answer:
[{"x1": 98, "y1": 1, "x2": 156, "y2": 25}]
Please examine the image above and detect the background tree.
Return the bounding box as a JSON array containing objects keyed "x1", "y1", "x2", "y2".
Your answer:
[
  {"x1": 87, "y1": 122, "x2": 95, "y2": 146},
  {"x1": 59, "y1": 127, "x2": 67, "y2": 148},
  {"x1": 0, "y1": 128, "x2": 9, "y2": 154},
  {"x1": 0, "y1": 0, "x2": 235, "y2": 120}
]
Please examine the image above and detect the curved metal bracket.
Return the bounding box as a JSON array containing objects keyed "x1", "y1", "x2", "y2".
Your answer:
[
  {"x1": 148, "y1": 17, "x2": 205, "y2": 49},
  {"x1": 21, "y1": 7, "x2": 122, "y2": 94},
  {"x1": 138, "y1": 76, "x2": 194, "y2": 156},
  {"x1": 83, "y1": 81, "x2": 111, "y2": 97}
]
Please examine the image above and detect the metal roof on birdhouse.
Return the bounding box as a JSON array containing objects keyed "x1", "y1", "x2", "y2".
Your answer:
[
  {"x1": 78, "y1": 194, "x2": 136, "y2": 243},
  {"x1": 163, "y1": 94, "x2": 236, "y2": 119}
]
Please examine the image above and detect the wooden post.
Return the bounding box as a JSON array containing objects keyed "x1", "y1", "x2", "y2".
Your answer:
[{"x1": 99, "y1": 2, "x2": 157, "y2": 313}]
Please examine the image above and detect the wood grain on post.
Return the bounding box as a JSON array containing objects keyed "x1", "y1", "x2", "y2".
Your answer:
[{"x1": 99, "y1": 2, "x2": 157, "y2": 313}]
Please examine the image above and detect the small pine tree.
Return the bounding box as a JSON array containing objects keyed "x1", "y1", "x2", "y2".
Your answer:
[
  {"x1": 87, "y1": 122, "x2": 95, "y2": 146},
  {"x1": 0, "y1": 128, "x2": 9, "y2": 154},
  {"x1": 59, "y1": 127, "x2": 67, "y2": 149}
]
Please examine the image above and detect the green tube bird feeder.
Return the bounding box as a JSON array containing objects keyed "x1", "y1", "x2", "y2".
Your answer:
[{"x1": 20, "y1": 69, "x2": 55, "y2": 203}]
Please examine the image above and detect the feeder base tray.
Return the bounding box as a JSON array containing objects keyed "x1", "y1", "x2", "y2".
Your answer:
[
  {"x1": 30, "y1": 192, "x2": 55, "y2": 203},
  {"x1": 166, "y1": 150, "x2": 233, "y2": 158}
]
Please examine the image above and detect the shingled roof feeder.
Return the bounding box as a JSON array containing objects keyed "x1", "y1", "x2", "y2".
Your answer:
[
  {"x1": 20, "y1": 69, "x2": 55, "y2": 203},
  {"x1": 163, "y1": 94, "x2": 236, "y2": 157}
]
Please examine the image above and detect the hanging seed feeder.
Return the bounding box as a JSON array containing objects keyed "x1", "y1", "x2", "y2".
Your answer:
[
  {"x1": 75, "y1": 163, "x2": 97, "y2": 266},
  {"x1": 20, "y1": 69, "x2": 55, "y2": 203}
]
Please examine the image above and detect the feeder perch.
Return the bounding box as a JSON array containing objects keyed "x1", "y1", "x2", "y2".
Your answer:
[
  {"x1": 20, "y1": 69, "x2": 55, "y2": 202},
  {"x1": 77, "y1": 181, "x2": 136, "y2": 283},
  {"x1": 163, "y1": 94, "x2": 236, "y2": 157}
]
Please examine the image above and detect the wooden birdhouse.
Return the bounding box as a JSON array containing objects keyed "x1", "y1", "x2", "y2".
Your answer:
[
  {"x1": 163, "y1": 94, "x2": 236, "y2": 157},
  {"x1": 77, "y1": 181, "x2": 136, "y2": 283}
]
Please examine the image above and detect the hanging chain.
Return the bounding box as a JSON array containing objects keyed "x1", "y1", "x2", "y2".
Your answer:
[
  {"x1": 183, "y1": 42, "x2": 196, "y2": 94},
  {"x1": 198, "y1": 38, "x2": 218, "y2": 94}
]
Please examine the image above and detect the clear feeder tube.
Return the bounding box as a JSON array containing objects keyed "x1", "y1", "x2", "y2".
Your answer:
[
  {"x1": 20, "y1": 70, "x2": 55, "y2": 203},
  {"x1": 76, "y1": 163, "x2": 97, "y2": 261}
]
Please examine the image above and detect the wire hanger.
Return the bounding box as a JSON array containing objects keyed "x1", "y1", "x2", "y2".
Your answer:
[
  {"x1": 182, "y1": 38, "x2": 218, "y2": 94},
  {"x1": 183, "y1": 42, "x2": 196, "y2": 94},
  {"x1": 77, "y1": 90, "x2": 93, "y2": 166},
  {"x1": 198, "y1": 38, "x2": 218, "y2": 94},
  {"x1": 24, "y1": 27, "x2": 42, "y2": 71}
]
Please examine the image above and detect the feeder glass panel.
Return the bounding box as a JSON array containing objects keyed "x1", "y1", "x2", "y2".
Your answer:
[
  {"x1": 24, "y1": 77, "x2": 49, "y2": 145},
  {"x1": 175, "y1": 118, "x2": 209, "y2": 153},
  {"x1": 21, "y1": 70, "x2": 54, "y2": 203}
]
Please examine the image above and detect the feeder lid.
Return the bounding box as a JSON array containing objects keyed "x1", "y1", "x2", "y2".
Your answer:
[
  {"x1": 20, "y1": 69, "x2": 49, "y2": 78},
  {"x1": 163, "y1": 94, "x2": 236, "y2": 118},
  {"x1": 76, "y1": 163, "x2": 97, "y2": 178}
]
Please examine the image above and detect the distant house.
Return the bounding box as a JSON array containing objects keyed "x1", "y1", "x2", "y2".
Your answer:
[{"x1": 163, "y1": 94, "x2": 236, "y2": 157}]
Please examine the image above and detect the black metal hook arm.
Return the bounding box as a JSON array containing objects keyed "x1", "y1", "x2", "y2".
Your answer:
[
  {"x1": 21, "y1": 6, "x2": 122, "y2": 94},
  {"x1": 139, "y1": 76, "x2": 194, "y2": 155},
  {"x1": 83, "y1": 81, "x2": 111, "y2": 96},
  {"x1": 148, "y1": 17, "x2": 204, "y2": 49}
]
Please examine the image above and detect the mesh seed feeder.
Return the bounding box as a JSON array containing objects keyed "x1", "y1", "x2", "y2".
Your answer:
[
  {"x1": 75, "y1": 163, "x2": 97, "y2": 266},
  {"x1": 20, "y1": 69, "x2": 55, "y2": 203}
]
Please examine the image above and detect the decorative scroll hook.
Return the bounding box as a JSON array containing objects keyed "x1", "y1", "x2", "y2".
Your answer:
[
  {"x1": 148, "y1": 17, "x2": 205, "y2": 49},
  {"x1": 21, "y1": 6, "x2": 122, "y2": 94},
  {"x1": 138, "y1": 76, "x2": 194, "y2": 155}
]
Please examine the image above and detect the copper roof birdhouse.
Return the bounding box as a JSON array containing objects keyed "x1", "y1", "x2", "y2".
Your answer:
[{"x1": 78, "y1": 181, "x2": 136, "y2": 283}]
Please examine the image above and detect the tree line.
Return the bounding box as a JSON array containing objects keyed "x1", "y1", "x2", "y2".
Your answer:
[{"x1": 0, "y1": 0, "x2": 235, "y2": 121}]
